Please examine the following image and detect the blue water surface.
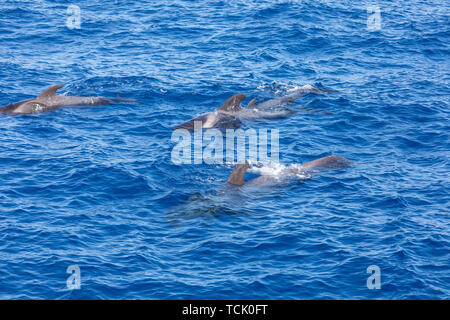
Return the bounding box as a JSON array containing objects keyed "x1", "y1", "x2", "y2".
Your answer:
[{"x1": 0, "y1": 0, "x2": 449, "y2": 299}]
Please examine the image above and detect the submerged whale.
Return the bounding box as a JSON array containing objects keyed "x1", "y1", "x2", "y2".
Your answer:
[
  {"x1": 248, "y1": 84, "x2": 337, "y2": 110},
  {"x1": 174, "y1": 85, "x2": 336, "y2": 131},
  {"x1": 0, "y1": 84, "x2": 136, "y2": 115},
  {"x1": 164, "y1": 155, "x2": 350, "y2": 224},
  {"x1": 226, "y1": 155, "x2": 350, "y2": 186}
]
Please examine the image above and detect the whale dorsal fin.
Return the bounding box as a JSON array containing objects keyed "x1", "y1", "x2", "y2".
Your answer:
[
  {"x1": 226, "y1": 162, "x2": 249, "y2": 186},
  {"x1": 248, "y1": 98, "x2": 257, "y2": 108},
  {"x1": 37, "y1": 84, "x2": 63, "y2": 99},
  {"x1": 218, "y1": 93, "x2": 246, "y2": 113}
]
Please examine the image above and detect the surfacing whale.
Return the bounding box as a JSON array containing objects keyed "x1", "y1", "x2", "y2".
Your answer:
[
  {"x1": 164, "y1": 155, "x2": 350, "y2": 224},
  {"x1": 248, "y1": 84, "x2": 337, "y2": 110},
  {"x1": 226, "y1": 155, "x2": 350, "y2": 186},
  {"x1": 174, "y1": 85, "x2": 336, "y2": 131},
  {"x1": 0, "y1": 84, "x2": 137, "y2": 115}
]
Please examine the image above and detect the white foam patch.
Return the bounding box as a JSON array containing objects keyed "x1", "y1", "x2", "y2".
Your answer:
[
  {"x1": 272, "y1": 83, "x2": 315, "y2": 95},
  {"x1": 285, "y1": 84, "x2": 315, "y2": 93},
  {"x1": 248, "y1": 162, "x2": 286, "y2": 176},
  {"x1": 248, "y1": 163, "x2": 310, "y2": 180},
  {"x1": 256, "y1": 83, "x2": 272, "y2": 91},
  {"x1": 256, "y1": 82, "x2": 309, "y2": 94},
  {"x1": 300, "y1": 84, "x2": 314, "y2": 90}
]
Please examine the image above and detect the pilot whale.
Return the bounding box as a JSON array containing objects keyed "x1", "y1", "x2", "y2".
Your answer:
[
  {"x1": 174, "y1": 93, "x2": 247, "y2": 131},
  {"x1": 226, "y1": 155, "x2": 350, "y2": 186},
  {"x1": 248, "y1": 84, "x2": 337, "y2": 110},
  {"x1": 0, "y1": 84, "x2": 136, "y2": 115},
  {"x1": 164, "y1": 155, "x2": 350, "y2": 224},
  {"x1": 174, "y1": 85, "x2": 336, "y2": 131}
]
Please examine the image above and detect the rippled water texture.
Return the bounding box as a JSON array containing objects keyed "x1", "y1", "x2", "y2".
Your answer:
[{"x1": 0, "y1": 0, "x2": 449, "y2": 299}]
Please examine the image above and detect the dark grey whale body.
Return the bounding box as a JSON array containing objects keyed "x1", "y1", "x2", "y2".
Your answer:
[
  {"x1": 226, "y1": 155, "x2": 350, "y2": 186},
  {"x1": 174, "y1": 85, "x2": 337, "y2": 131},
  {"x1": 173, "y1": 93, "x2": 247, "y2": 131},
  {"x1": 0, "y1": 84, "x2": 136, "y2": 115}
]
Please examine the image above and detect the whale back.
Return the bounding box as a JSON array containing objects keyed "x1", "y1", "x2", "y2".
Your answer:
[
  {"x1": 301, "y1": 155, "x2": 350, "y2": 170},
  {"x1": 226, "y1": 162, "x2": 249, "y2": 186},
  {"x1": 217, "y1": 93, "x2": 246, "y2": 113},
  {"x1": 10, "y1": 100, "x2": 47, "y2": 114},
  {"x1": 173, "y1": 113, "x2": 212, "y2": 131}
]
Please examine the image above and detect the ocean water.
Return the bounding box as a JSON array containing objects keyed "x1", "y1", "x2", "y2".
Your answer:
[{"x1": 0, "y1": 0, "x2": 449, "y2": 299}]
